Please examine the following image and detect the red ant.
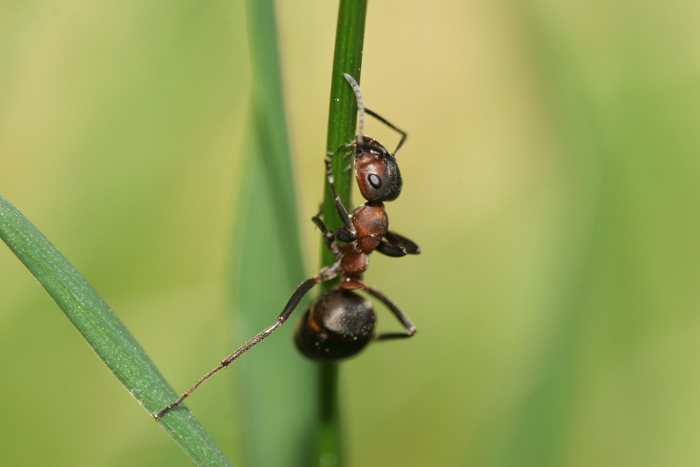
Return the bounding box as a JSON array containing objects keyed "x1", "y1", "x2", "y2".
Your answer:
[{"x1": 155, "y1": 74, "x2": 419, "y2": 421}]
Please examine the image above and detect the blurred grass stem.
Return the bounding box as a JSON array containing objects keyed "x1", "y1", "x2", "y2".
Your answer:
[{"x1": 230, "y1": 1, "x2": 316, "y2": 466}]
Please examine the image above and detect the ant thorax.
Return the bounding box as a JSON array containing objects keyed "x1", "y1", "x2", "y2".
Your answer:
[{"x1": 350, "y1": 203, "x2": 388, "y2": 253}]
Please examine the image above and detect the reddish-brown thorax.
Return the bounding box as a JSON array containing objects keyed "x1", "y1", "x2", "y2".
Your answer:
[
  {"x1": 351, "y1": 202, "x2": 388, "y2": 253},
  {"x1": 338, "y1": 202, "x2": 388, "y2": 290}
]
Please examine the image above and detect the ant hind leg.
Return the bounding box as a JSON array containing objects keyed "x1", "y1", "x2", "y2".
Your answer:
[
  {"x1": 356, "y1": 280, "x2": 416, "y2": 340},
  {"x1": 154, "y1": 275, "x2": 324, "y2": 421}
]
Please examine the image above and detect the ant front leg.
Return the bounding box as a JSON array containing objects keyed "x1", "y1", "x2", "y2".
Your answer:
[
  {"x1": 326, "y1": 141, "x2": 355, "y2": 175},
  {"x1": 357, "y1": 281, "x2": 417, "y2": 340},
  {"x1": 324, "y1": 157, "x2": 358, "y2": 241},
  {"x1": 154, "y1": 263, "x2": 342, "y2": 421}
]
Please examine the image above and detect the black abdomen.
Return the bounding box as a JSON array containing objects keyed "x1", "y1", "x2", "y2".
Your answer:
[{"x1": 295, "y1": 289, "x2": 376, "y2": 361}]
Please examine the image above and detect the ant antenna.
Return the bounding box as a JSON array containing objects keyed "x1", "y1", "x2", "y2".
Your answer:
[
  {"x1": 365, "y1": 108, "x2": 407, "y2": 155},
  {"x1": 343, "y1": 73, "x2": 407, "y2": 155},
  {"x1": 343, "y1": 73, "x2": 365, "y2": 145}
]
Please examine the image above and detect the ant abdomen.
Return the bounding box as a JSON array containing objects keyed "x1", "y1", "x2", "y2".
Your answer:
[{"x1": 294, "y1": 289, "x2": 376, "y2": 361}]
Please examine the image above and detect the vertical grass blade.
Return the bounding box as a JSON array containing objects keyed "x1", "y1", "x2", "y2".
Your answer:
[
  {"x1": 228, "y1": 1, "x2": 316, "y2": 466},
  {"x1": 0, "y1": 195, "x2": 233, "y2": 467},
  {"x1": 323, "y1": 0, "x2": 368, "y2": 251},
  {"x1": 317, "y1": 1, "x2": 368, "y2": 466}
]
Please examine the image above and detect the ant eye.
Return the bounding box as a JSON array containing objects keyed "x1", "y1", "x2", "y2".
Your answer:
[{"x1": 368, "y1": 174, "x2": 382, "y2": 189}]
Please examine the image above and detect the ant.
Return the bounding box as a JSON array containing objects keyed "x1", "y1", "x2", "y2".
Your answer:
[{"x1": 154, "y1": 73, "x2": 419, "y2": 421}]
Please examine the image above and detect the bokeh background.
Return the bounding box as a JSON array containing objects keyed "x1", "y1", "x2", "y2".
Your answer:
[{"x1": 2, "y1": 1, "x2": 700, "y2": 466}]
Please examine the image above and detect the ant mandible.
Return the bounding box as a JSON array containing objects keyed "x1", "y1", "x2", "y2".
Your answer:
[{"x1": 154, "y1": 73, "x2": 419, "y2": 421}]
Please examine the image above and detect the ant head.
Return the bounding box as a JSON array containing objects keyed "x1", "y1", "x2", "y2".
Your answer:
[
  {"x1": 355, "y1": 136, "x2": 403, "y2": 202},
  {"x1": 343, "y1": 74, "x2": 406, "y2": 203}
]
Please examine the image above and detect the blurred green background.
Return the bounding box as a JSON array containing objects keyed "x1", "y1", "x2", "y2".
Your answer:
[{"x1": 2, "y1": 1, "x2": 700, "y2": 466}]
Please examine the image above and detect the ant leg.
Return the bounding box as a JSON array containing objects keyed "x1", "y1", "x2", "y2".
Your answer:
[
  {"x1": 324, "y1": 157, "x2": 358, "y2": 241},
  {"x1": 377, "y1": 231, "x2": 420, "y2": 257},
  {"x1": 312, "y1": 210, "x2": 342, "y2": 260},
  {"x1": 326, "y1": 141, "x2": 355, "y2": 175},
  {"x1": 154, "y1": 265, "x2": 340, "y2": 421},
  {"x1": 386, "y1": 231, "x2": 420, "y2": 254},
  {"x1": 342, "y1": 75, "x2": 407, "y2": 154},
  {"x1": 365, "y1": 108, "x2": 407, "y2": 155},
  {"x1": 326, "y1": 134, "x2": 356, "y2": 176},
  {"x1": 357, "y1": 281, "x2": 416, "y2": 340},
  {"x1": 326, "y1": 142, "x2": 354, "y2": 159},
  {"x1": 376, "y1": 239, "x2": 407, "y2": 257}
]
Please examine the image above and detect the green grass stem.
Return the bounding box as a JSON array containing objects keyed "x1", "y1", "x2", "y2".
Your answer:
[{"x1": 317, "y1": 1, "x2": 369, "y2": 466}]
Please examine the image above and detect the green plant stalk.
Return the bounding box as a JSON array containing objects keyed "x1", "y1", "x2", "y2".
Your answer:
[
  {"x1": 247, "y1": 0, "x2": 305, "y2": 281},
  {"x1": 0, "y1": 195, "x2": 232, "y2": 467},
  {"x1": 228, "y1": 1, "x2": 316, "y2": 466},
  {"x1": 317, "y1": 1, "x2": 369, "y2": 465},
  {"x1": 322, "y1": 0, "x2": 368, "y2": 250}
]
